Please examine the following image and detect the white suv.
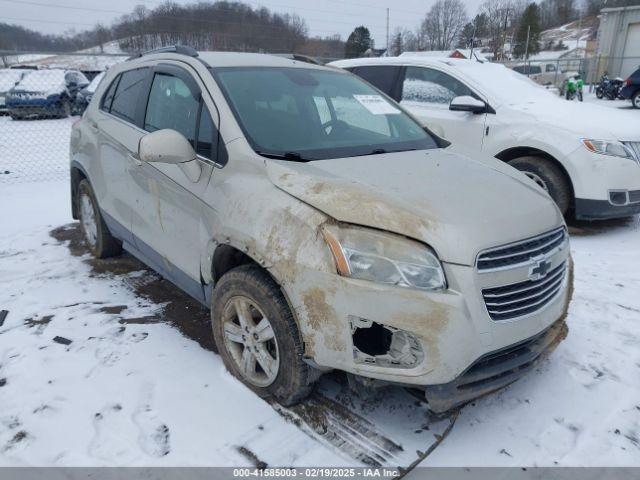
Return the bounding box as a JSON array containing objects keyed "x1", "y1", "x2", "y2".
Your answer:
[
  {"x1": 70, "y1": 47, "x2": 571, "y2": 412},
  {"x1": 331, "y1": 56, "x2": 640, "y2": 220}
]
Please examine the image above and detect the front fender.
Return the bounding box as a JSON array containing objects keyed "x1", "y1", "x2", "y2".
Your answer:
[{"x1": 199, "y1": 170, "x2": 335, "y2": 289}]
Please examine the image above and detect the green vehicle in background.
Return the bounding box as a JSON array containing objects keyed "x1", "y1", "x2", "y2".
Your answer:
[{"x1": 565, "y1": 74, "x2": 584, "y2": 101}]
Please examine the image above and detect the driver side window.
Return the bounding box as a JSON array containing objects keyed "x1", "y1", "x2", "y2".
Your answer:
[
  {"x1": 401, "y1": 66, "x2": 473, "y2": 105},
  {"x1": 144, "y1": 73, "x2": 199, "y2": 145}
]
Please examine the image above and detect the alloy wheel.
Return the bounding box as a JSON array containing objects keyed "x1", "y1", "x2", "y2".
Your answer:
[
  {"x1": 524, "y1": 171, "x2": 549, "y2": 193},
  {"x1": 222, "y1": 295, "x2": 279, "y2": 387}
]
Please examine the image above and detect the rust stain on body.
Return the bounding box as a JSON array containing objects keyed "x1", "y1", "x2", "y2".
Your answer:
[{"x1": 301, "y1": 287, "x2": 345, "y2": 353}]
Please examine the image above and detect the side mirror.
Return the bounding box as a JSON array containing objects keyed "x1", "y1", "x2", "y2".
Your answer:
[
  {"x1": 139, "y1": 129, "x2": 201, "y2": 182},
  {"x1": 449, "y1": 96, "x2": 487, "y2": 114},
  {"x1": 139, "y1": 129, "x2": 197, "y2": 165}
]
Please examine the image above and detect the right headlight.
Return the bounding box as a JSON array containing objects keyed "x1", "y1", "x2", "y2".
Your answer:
[
  {"x1": 322, "y1": 224, "x2": 446, "y2": 291},
  {"x1": 582, "y1": 139, "x2": 635, "y2": 161}
]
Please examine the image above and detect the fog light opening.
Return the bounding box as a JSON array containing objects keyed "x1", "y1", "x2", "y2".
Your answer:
[
  {"x1": 609, "y1": 190, "x2": 629, "y2": 206},
  {"x1": 349, "y1": 316, "x2": 424, "y2": 368}
]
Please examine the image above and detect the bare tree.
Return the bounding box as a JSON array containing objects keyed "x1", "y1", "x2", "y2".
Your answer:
[
  {"x1": 419, "y1": 0, "x2": 468, "y2": 51},
  {"x1": 480, "y1": 0, "x2": 515, "y2": 59},
  {"x1": 390, "y1": 27, "x2": 418, "y2": 55}
]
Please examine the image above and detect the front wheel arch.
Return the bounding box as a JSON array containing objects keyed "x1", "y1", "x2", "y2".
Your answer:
[
  {"x1": 209, "y1": 243, "x2": 307, "y2": 351},
  {"x1": 495, "y1": 147, "x2": 575, "y2": 212}
]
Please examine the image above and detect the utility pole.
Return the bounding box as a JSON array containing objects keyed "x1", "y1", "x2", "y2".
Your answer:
[{"x1": 386, "y1": 8, "x2": 390, "y2": 56}]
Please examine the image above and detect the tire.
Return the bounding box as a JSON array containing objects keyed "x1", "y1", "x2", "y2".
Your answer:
[
  {"x1": 211, "y1": 264, "x2": 313, "y2": 406},
  {"x1": 9, "y1": 112, "x2": 21, "y2": 121},
  {"x1": 77, "y1": 179, "x2": 122, "y2": 258},
  {"x1": 509, "y1": 156, "x2": 572, "y2": 215},
  {"x1": 58, "y1": 98, "x2": 71, "y2": 118},
  {"x1": 632, "y1": 91, "x2": 640, "y2": 109},
  {"x1": 596, "y1": 88, "x2": 604, "y2": 99}
]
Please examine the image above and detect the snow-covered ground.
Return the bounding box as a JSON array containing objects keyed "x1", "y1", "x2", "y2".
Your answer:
[
  {"x1": 0, "y1": 114, "x2": 639, "y2": 469},
  {"x1": 584, "y1": 91, "x2": 637, "y2": 110}
]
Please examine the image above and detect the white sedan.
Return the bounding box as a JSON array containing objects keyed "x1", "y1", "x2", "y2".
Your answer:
[{"x1": 330, "y1": 56, "x2": 640, "y2": 220}]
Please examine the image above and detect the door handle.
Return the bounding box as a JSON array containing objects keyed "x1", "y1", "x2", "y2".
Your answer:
[
  {"x1": 128, "y1": 152, "x2": 142, "y2": 166},
  {"x1": 88, "y1": 121, "x2": 98, "y2": 131}
]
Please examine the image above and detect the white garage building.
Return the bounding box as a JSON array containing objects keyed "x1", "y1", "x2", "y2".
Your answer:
[{"x1": 597, "y1": 5, "x2": 640, "y2": 78}]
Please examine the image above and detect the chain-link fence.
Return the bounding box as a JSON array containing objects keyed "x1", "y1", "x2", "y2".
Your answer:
[
  {"x1": 0, "y1": 52, "x2": 128, "y2": 184},
  {"x1": 496, "y1": 56, "x2": 640, "y2": 93}
]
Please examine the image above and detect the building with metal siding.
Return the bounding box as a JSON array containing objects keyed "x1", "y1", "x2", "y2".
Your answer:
[{"x1": 596, "y1": 5, "x2": 640, "y2": 78}]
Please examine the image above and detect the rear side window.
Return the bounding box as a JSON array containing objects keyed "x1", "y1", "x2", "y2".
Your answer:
[
  {"x1": 401, "y1": 66, "x2": 474, "y2": 105},
  {"x1": 353, "y1": 66, "x2": 402, "y2": 99},
  {"x1": 109, "y1": 68, "x2": 148, "y2": 123},
  {"x1": 144, "y1": 73, "x2": 200, "y2": 145},
  {"x1": 100, "y1": 76, "x2": 119, "y2": 112}
]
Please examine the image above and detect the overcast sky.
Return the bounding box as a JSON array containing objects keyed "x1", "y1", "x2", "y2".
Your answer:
[{"x1": 0, "y1": 0, "x2": 485, "y2": 48}]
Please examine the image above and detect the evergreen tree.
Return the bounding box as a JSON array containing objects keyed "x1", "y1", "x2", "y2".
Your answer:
[
  {"x1": 345, "y1": 26, "x2": 372, "y2": 58},
  {"x1": 513, "y1": 3, "x2": 542, "y2": 59}
]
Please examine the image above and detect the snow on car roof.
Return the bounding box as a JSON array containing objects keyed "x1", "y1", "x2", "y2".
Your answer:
[
  {"x1": 331, "y1": 56, "x2": 556, "y2": 105},
  {"x1": 13, "y1": 69, "x2": 67, "y2": 92},
  {"x1": 0, "y1": 69, "x2": 26, "y2": 92},
  {"x1": 86, "y1": 71, "x2": 105, "y2": 93}
]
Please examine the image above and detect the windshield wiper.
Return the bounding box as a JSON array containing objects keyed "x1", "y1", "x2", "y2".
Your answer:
[
  {"x1": 353, "y1": 147, "x2": 417, "y2": 158},
  {"x1": 256, "y1": 151, "x2": 312, "y2": 162}
]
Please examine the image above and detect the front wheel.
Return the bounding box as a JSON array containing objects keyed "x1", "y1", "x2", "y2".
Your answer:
[
  {"x1": 510, "y1": 156, "x2": 572, "y2": 215},
  {"x1": 58, "y1": 98, "x2": 71, "y2": 118},
  {"x1": 596, "y1": 87, "x2": 604, "y2": 99},
  {"x1": 632, "y1": 91, "x2": 640, "y2": 109},
  {"x1": 211, "y1": 264, "x2": 314, "y2": 406}
]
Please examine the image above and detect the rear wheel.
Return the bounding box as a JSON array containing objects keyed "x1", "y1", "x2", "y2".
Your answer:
[
  {"x1": 632, "y1": 91, "x2": 640, "y2": 109},
  {"x1": 510, "y1": 156, "x2": 572, "y2": 215},
  {"x1": 211, "y1": 264, "x2": 313, "y2": 406},
  {"x1": 77, "y1": 179, "x2": 122, "y2": 258}
]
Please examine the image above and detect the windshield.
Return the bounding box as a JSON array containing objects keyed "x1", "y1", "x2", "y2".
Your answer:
[{"x1": 213, "y1": 67, "x2": 438, "y2": 160}]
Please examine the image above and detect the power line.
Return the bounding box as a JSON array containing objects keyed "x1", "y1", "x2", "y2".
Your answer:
[{"x1": 0, "y1": 0, "x2": 399, "y2": 32}]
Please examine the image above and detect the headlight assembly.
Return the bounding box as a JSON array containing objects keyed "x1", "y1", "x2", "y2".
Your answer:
[
  {"x1": 582, "y1": 139, "x2": 635, "y2": 161},
  {"x1": 322, "y1": 224, "x2": 446, "y2": 291}
]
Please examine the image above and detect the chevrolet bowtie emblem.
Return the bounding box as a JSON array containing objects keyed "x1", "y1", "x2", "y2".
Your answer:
[{"x1": 529, "y1": 258, "x2": 552, "y2": 281}]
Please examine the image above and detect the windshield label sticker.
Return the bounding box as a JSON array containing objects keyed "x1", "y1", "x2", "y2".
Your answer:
[{"x1": 353, "y1": 95, "x2": 400, "y2": 115}]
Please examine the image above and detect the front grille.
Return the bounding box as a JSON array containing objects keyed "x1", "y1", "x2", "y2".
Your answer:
[
  {"x1": 629, "y1": 190, "x2": 640, "y2": 204},
  {"x1": 623, "y1": 142, "x2": 640, "y2": 163},
  {"x1": 476, "y1": 227, "x2": 566, "y2": 271},
  {"x1": 482, "y1": 261, "x2": 567, "y2": 321}
]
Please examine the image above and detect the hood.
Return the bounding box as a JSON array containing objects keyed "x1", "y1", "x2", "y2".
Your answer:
[
  {"x1": 508, "y1": 98, "x2": 639, "y2": 141},
  {"x1": 266, "y1": 149, "x2": 563, "y2": 266}
]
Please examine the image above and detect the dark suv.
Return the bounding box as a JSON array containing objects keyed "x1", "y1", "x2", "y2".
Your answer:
[{"x1": 620, "y1": 67, "x2": 640, "y2": 109}]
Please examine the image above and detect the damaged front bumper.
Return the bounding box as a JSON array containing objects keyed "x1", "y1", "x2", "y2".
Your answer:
[{"x1": 423, "y1": 319, "x2": 568, "y2": 413}]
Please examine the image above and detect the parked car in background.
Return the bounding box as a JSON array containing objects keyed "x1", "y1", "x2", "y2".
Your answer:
[
  {"x1": 70, "y1": 48, "x2": 571, "y2": 413},
  {"x1": 6, "y1": 69, "x2": 89, "y2": 120},
  {"x1": 620, "y1": 66, "x2": 640, "y2": 109},
  {"x1": 512, "y1": 61, "x2": 570, "y2": 90},
  {"x1": 75, "y1": 71, "x2": 105, "y2": 114},
  {"x1": 331, "y1": 56, "x2": 640, "y2": 220},
  {"x1": 0, "y1": 69, "x2": 27, "y2": 114}
]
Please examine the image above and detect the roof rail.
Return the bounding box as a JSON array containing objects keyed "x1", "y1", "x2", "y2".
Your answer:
[{"x1": 128, "y1": 45, "x2": 199, "y2": 61}]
